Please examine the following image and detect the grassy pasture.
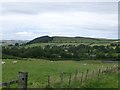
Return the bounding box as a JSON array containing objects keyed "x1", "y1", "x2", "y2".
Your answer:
[
  {"x1": 24, "y1": 42, "x2": 111, "y2": 48},
  {"x1": 2, "y1": 59, "x2": 118, "y2": 88},
  {"x1": 52, "y1": 37, "x2": 114, "y2": 44},
  {"x1": 82, "y1": 72, "x2": 119, "y2": 88}
]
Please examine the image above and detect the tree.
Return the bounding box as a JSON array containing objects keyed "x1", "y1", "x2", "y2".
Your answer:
[{"x1": 15, "y1": 43, "x2": 19, "y2": 46}]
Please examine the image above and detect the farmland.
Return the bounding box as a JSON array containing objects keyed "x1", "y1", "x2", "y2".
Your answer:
[
  {"x1": 2, "y1": 59, "x2": 119, "y2": 88},
  {"x1": 1, "y1": 36, "x2": 119, "y2": 88}
]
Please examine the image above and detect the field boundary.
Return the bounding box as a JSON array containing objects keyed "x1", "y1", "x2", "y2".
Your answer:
[
  {"x1": 1, "y1": 72, "x2": 28, "y2": 90},
  {"x1": 1, "y1": 65, "x2": 119, "y2": 89}
]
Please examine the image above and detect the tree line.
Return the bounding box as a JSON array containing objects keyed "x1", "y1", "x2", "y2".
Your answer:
[{"x1": 2, "y1": 43, "x2": 119, "y2": 61}]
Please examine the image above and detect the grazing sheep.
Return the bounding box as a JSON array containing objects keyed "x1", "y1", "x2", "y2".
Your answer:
[
  {"x1": 83, "y1": 64, "x2": 87, "y2": 66},
  {"x1": 1, "y1": 62, "x2": 5, "y2": 64},
  {"x1": 13, "y1": 61, "x2": 17, "y2": 64}
]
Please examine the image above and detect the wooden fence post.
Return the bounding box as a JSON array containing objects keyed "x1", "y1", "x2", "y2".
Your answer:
[
  {"x1": 110, "y1": 66, "x2": 113, "y2": 72},
  {"x1": 18, "y1": 72, "x2": 28, "y2": 90},
  {"x1": 92, "y1": 70, "x2": 94, "y2": 76},
  {"x1": 47, "y1": 75, "x2": 50, "y2": 88},
  {"x1": 60, "y1": 72, "x2": 63, "y2": 88},
  {"x1": 68, "y1": 73, "x2": 72, "y2": 88},
  {"x1": 80, "y1": 72, "x2": 83, "y2": 86},
  {"x1": 98, "y1": 69, "x2": 101, "y2": 77},
  {"x1": 85, "y1": 69, "x2": 89, "y2": 81},
  {"x1": 106, "y1": 67, "x2": 108, "y2": 72},
  {"x1": 101, "y1": 68, "x2": 103, "y2": 74},
  {"x1": 6, "y1": 82, "x2": 10, "y2": 90},
  {"x1": 74, "y1": 70, "x2": 78, "y2": 82}
]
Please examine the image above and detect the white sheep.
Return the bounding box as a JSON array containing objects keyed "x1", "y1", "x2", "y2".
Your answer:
[
  {"x1": 13, "y1": 61, "x2": 17, "y2": 64},
  {"x1": 83, "y1": 63, "x2": 87, "y2": 66},
  {"x1": 1, "y1": 61, "x2": 5, "y2": 64}
]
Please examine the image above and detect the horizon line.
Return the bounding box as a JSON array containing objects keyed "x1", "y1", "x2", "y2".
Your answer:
[{"x1": 1, "y1": 35, "x2": 119, "y2": 40}]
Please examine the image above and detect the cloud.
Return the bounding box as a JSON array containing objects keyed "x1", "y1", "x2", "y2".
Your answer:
[
  {"x1": 0, "y1": 0, "x2": 119, "y2": 3},
  {"x1": 15, "y1": 31, "x2": 34, "y2": 36},
  {"x1": 1, "y1": 2, "x2": 118, "y2": 40},
  {"x1": 1, "y1": 2, "x2": 117, "y2": 15}
]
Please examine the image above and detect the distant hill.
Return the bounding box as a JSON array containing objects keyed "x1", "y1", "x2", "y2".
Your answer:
[
  {"x1": 27, "y1": 36, "x2": 53, "y2": 44},
  {"x1": 27, "y1": 36, "x2": 116, "y2": 44},
  {"x1": 0, "y1": 40, "x2": 29, "y2": 46}
]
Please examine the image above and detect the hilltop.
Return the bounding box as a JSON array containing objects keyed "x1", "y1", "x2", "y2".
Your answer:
[{"x1": 27, "y1": 35, "x2": 116, "y2": 44}]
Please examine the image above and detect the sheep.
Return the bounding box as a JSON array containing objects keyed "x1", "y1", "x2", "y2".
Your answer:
[
  {"x1": 1, "y1": 61, "x2": 5, "y2": 64},
  {"x1": 83, "y1": 63, "x2": 87, "y2": 66},
  {"x1": 13, "y1": 61, "x2": 17, "y2": 64}
]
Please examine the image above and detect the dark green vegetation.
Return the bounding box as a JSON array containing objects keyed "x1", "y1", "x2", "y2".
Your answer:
[
  {"x1": 27, "y1": 36, "x2": 53, "y2": 44},
  {"x1": 2, "y1": 36, "x2": 119, "y2": 60},
  {"x1": 26, "y1": 36, "x2": 116, "y2": 44},
  {"x1": 2, "y1": 44, "x2": 119, "y2": 60}
]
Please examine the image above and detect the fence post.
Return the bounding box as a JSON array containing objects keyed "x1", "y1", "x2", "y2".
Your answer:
[
  {"x1": 80, "y1": 72, "x2": 83, "y2": 86},
  {"x1": 18, "y1": 72, "x2": 28, "y2": 90},
  {"x1": 68, "y1": 73, "x2": 72, "y2": 88},
  {"x1": 98, "y1": 69, "x2": 101, "y2": 77},
  {"x1": 92, "y1": 70, "x2": 94, "y2": 76},
  {"x1": 60, "y1": 72, "x2": 63, "y2": 88},
  {"x1": 85, "y1": 69, "x2": 89, "y2": 81},
  {"x1": 106, "y1": 66, "x2": 108, "y2": 72},
  {"x1": 74, "y1": 70, "x2": 78, "y2": 82},
  {"x1": 47, "y1": 75, "x2": 50, "y2": 88},
  {"x1": 110, "y1": 66, "x2": 113, "y2": 72},
  {"x1": 6, "y1": 82, "x2": 10, "y2": 90},
  {"x1": 101, "y1": 68, "x2": 103, "y2": 74}
]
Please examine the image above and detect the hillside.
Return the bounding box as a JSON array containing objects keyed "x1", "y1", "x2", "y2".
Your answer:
[
  {"x1": 27, "y1": 36, "x2": 53, "y2": 44},
  {"x1": 26, "y1": 36, "x2": 116, "y2": 44},
  {"x1": 2, "y1": 36, "x2": 119, "y2": 60}
]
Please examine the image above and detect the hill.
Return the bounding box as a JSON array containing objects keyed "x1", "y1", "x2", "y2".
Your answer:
[
  {"x1": 27, "y1": 36, "x2": 53, "y2": 44},
  {"x1": 26, "y1": 36, "x2": 116, "y2": 44}
]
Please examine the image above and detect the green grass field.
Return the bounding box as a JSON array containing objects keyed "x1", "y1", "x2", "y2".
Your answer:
[
  {"x1": 24, "y1": 42, "x2": 111, "y2": 48},
  {"x1": 2, "y1": 59, "x2": 119, "y2": 88},
  {"x1": 82, "y1": 72, "x2": 119, "y2": 88}
]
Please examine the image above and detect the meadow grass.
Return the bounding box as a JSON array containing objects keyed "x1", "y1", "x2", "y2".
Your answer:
[
  {"x1": 81, "y1": 71, "x2": 119, "y2": 88},
  {"x1": 2, "y1": 59, "x2": 118, "y2": 88},
  {"x1": 24, "y1": 42, "x2": 111, "y2": 48}
]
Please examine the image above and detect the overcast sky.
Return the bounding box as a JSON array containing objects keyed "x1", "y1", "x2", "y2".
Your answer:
[{"x1": 0, "y1": 2, "x2": 118, "y2": 40}]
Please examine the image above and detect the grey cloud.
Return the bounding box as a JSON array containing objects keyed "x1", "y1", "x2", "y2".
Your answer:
[
  {"x1": 1, "y1": 2, "x2": 117, "y2": 15},
  {"x1": 1, "y1": 2, "x2": 118, "y2": 40}
]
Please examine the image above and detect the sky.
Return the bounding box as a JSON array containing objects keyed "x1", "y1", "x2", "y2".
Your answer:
[{"x1": 0, "y1": 2, "x2": 118, "y2": 40}]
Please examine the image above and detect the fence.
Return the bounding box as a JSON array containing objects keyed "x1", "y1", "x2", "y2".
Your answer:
[
  {"x1": 46, "y1": 66, "x2": 119, "y2": 88},
  {"x1": 1, "y1": 65, "x2": 119, "y2": 89},
  {"x1": 1, "y1": 72, "x2": 28, "y2": 90}
]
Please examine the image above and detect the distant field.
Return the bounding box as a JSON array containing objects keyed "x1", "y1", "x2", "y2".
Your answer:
[
  {"x1": 52, "y1": 37, "x2": 114, "y2": 44},
  {"x1": 24, "y1": 42, "x2": 111, "y2": 48},
  {"x1": 2, "y1": 59, "x2": 118, "y2": 88},
  {"x1": 25, "y1": 43, "x2": 85, "y2": 48}
]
